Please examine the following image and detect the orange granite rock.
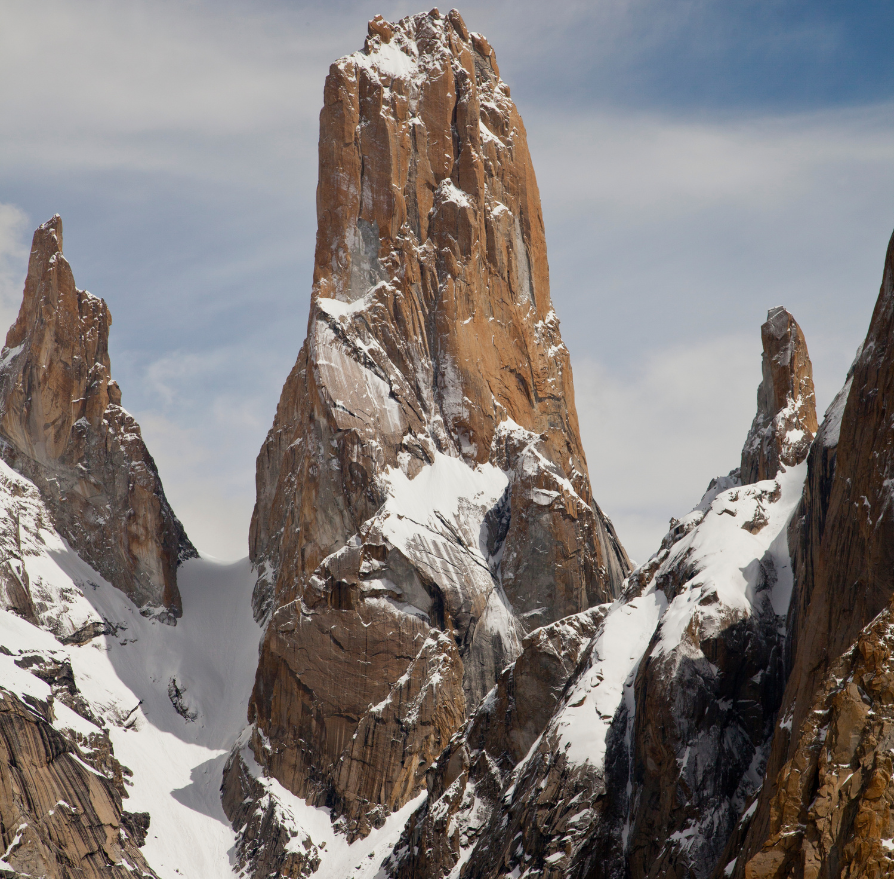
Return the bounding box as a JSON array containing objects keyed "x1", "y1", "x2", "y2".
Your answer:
[
  {"x1": 236, "y1": 8, "x2": 630, "y2": 851},
  {"x1": 0, "y1": 215, "x2": 195, "y2": 616}
]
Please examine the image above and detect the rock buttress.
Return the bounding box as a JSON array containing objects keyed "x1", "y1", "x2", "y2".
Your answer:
[
  {"x1": 0, "y1": 686, "x2": 157, "y2": 878},
  {"x1": 727, "y1": 231, "x2": 894, "y2": 877},
  {"x1": 609, "y1": 308, "x2": 817, "y2": 879}
]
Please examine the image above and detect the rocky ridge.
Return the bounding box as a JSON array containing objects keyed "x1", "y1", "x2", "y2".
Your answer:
[
  {"x1": 386, "y1": 604, "x2": 609, "y2": 879},
  {"x1": 379, "y1": 305, "x2": 816, "y2": 879},
  {"x1": 0, "y1": 216, "x2": 259, "y2": 879},
  {"x1": 0, "y1": 215, "x2": 195, "y2": 617},
  {"x1": 235, "y1": 7, "x2": 630, "y2": 857},
  {"x1": 0, "y1": 435, "x2": 263, "y2": 879},
  {"x1": 725, "y1": 231, "x2": 894, "y2": 878}
]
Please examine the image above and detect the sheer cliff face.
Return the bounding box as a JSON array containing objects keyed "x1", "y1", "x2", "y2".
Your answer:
[
  {"x1": 728, "y1": 232, "x2": 894, "y2": 878},
  {"x1": 242, "y1": 8, "x2": 629, "y2": 843},
  {"x1": 740, "y1": 307, "x2": 817, "y2": 485},
  {"x1": 0, "y1": 216, "x2": 195, "y2": 616}
]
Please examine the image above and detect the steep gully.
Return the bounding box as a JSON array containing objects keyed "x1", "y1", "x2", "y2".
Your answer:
[{"x1": 0, "y1": 8, "x2": 892, "y2": 879}]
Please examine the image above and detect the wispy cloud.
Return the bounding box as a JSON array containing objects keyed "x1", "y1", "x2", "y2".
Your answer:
[
  {"x1": 574, "y1": 335, "x2": 759, "y2": 563},
  {"x1": 530, "y1": 104, "x2": 894, "y2": 218},
  {"x1": 0, "y1": 203, "x2": 29, "y2": 337}
]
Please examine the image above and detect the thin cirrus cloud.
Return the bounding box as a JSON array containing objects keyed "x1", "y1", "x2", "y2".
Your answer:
[{"x1": 0, "y1": 1, "x2": 892, "y2": 560}]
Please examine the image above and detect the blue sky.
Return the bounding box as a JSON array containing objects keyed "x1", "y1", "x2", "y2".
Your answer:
[{"x1": 1, "y1": 1, "x2": 892, "y2": 561}]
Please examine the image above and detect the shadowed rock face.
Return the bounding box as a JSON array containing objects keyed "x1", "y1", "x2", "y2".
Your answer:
[
  {"x1": 236, "y1": 7, "x2": 629, "y2": 850},
  {"x1": 610, "y1": 310, "x2": 817, "y2": 879},
  {"x1": 726, "y1": 232, "x2": 894, "y2": 878},
  {"x1": 0, "y1": 215, "x2": 195, "y2": 616},
  {"x1": 740, "y1": 306, "x2": 817, "y2": 485}
]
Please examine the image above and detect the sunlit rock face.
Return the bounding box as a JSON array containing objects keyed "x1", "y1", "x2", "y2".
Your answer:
[
  {"x1": 237, "y1": 7, "x2": 630, "y2": 852},
  {"x1": 740, "y1": 306, "x2": 818, "y2": 486},
  {"x1": 0, "y1": 215, "x2": 195, "y2": 617},
  {"x1": 0, "y1": 684, "x2": 158, "y2": 879}
]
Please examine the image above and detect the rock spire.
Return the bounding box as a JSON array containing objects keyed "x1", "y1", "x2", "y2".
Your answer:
[
  {"x1": 740, "y1": 306, "x2": 817, "y2": 485},
  {"x1": 0, "y1": 215, "x2": 195, "y2": 616},
  {"x1": 728, "y1": 231, "x2": 894, "y2": 878},
  {"x1": 231, "y1": 7, "x2": 629, "y2": 859}
]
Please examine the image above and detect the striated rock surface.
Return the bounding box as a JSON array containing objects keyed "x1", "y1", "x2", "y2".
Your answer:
[
  {"x1": 740, "y1": 306, "x2": 817, "y2": 485},
  {"x1": 725, "y1": 608, "x2": 894, "y2": 879},
  {"x1": 0, "y1": 215, "x2": 195, "y2": 616},
  {"x1": 237, "y1": 7, "x2": 629, "y2": 851},
  {"x1": 428, "y1": 307, "x2": 815, "y2": 879},
  {"x1": 726, "y1": 231, "x2": 894, "y2": 877},
  {"x1": 0, "y1": 685, "x2": 156, "y2": 879},
  {"x1": 386, "y1": 605, "x2": 608, "y2": 879},
  {"x1": 0, "y1": 441, "x2": 265, "y2": 878}
]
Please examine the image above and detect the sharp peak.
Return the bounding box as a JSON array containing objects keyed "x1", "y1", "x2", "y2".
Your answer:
[{"x1": 34, "y1": 213, "x2": 63, "y2": 254}]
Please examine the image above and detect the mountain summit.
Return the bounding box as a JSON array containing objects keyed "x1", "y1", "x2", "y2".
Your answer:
[
  {"x1": 227, "y1": 8, "x2": 629, "y2": 874},
  {"x1": 0, "y1": 215, "x2": 195, "y2": 617}
]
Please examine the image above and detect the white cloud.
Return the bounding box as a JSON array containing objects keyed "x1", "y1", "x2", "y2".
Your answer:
[
  {"x1": 137, "y1": 411, "x2": 254, "y2": 561},
  {"x1": 132, "y1": 344, "x2": 282, "y2": 560},
  {"x1": 529, "y1": 103, "x2": 894, "y2": 219},
  {"x1": 0, "y1": 203, "x2": 29, "y2": 338},
  {"x1": 573, "y1": 335, "x2": 760, "y2": 563},
  {"x1": 0, "y1": 1, "x2": 345, "y2": 181}
]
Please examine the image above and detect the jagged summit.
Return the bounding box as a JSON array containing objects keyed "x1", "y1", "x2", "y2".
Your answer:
[
  {"x1": 0, "y1": 215, "x2": 195, "y2": 616},
  {"x1": 229, "y1": 9, "x2": 629, "y2": 874},
  {"x1": 740, "y1": 305, "x2": 817, "y2": 485}
]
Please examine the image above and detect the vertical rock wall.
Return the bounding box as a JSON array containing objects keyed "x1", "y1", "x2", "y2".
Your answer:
[
  {"x1": 729, "y1": 231, "x2": 894, "y2": 877},
  {"x1": 238, "y1": 8, "x2": 630, "y2": 848}
]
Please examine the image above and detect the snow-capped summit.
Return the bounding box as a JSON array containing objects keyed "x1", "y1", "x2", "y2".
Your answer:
[{"x1": 230, "y1": 8, "x2": 629, "y2": 874}]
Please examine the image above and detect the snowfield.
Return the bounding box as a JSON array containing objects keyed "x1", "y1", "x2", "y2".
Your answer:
[
  {"x1": 523, "y1": 460, "x2": 807, "y2": 776},
  {"x1": 0, "y1": 531, "x2": 260, "y2": 877}
]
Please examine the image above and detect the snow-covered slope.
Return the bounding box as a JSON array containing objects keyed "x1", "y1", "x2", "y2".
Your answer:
[
  {"x1": 0, "y1": 457, "x2": 260, "y2": 878},
  {"x1": 0, "y1": 453, "x2": 462, "y2": 878},
  {"x1": 443, "y1": 460, "x2": 808, "y2": 879}
]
